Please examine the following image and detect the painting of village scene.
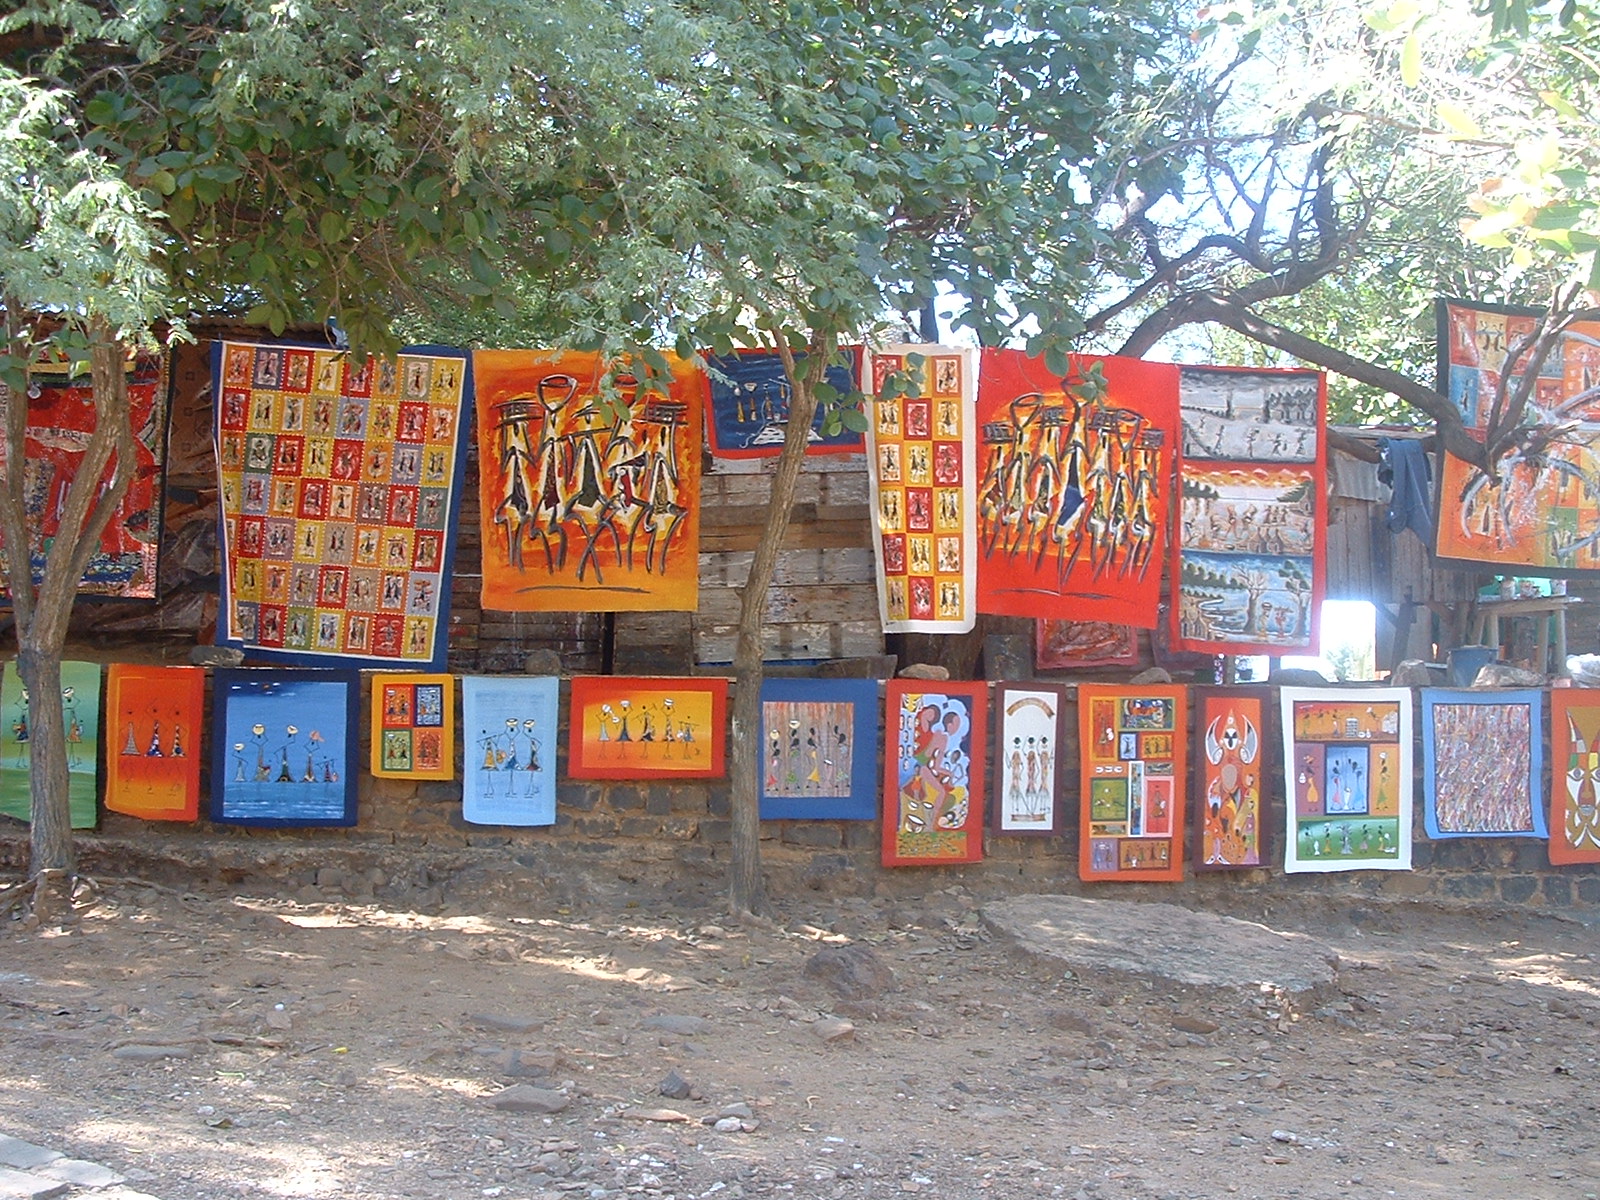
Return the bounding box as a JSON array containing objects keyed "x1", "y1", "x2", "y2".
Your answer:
[
  {"x1": 1281, "y1": 688, "x2": 1411, "y2": 872},
  {"x1": 1178, "y1": 365, "x2": 1321, "y2": 463}
]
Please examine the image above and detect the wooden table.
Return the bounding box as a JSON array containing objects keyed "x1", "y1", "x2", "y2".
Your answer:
[{"x1": 1472, "y1": 595, "x2": 1578, "y2": 676}]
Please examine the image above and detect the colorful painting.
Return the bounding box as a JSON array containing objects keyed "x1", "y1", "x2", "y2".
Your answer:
[
  {"x1": 474, "y1": 350, "x2": 703, "y2": 612},
  {"x1": 993, "y1": 683, "x2": 1067, "y2": 835},
  {"x1": 1078, "y1": 685, "x2": 1187, "y2": 881},
  {"x1": 461, "y1": 675, "x2": 558, "y2": 825},
  {"x1": 213, "y1": 340, "x2": 470, "y2": 669},
  {"x1": 1172, "y1": 365, "x2": 1326, "y2": 654},
  {"x1": 1280, "y1": 687, "x2": 1411, "y2": 872},
  {"x1": 0, "y1": 354, "x2": 170, "y2": 600},
  {"x1": 1191, "y1": 687, "x2": 1270, "y2": 870},
  {"x1": 865, "y1": 344, "x2": 977, "y2": 633},
  {"x1": 975, "y1": 350, "x2": 1179, "y2": 627},
  {"x1": 0, "y1": 660, "x2": 101, "y2": 828},
  {"x1": 104, "y1": 664, "x2": 203, "y2": 821},
  {"x1": 1434, "y1": 298, "x2": 1600, "y2": 573},
  {"x1": 883, "y1": 680, "x2": 987, "y2": 865},
  {"x1": 210, "y1": 669, "x2": 358, "y2": 827},
  {"x1": 1035, "y1": 620, "x2": 1138, "y2": 670},
  {"x1": 1421, "y1": 688, "x2": 1544, "y2": 838},
  {"x1": 370, "y1": 673, "x2": 455, "y2": 780},
  {"x1": 758, "y1": 677, "x2": 878, "y2": 820},
  {"x1": 704, "y1": 347, "x2": 864, "y2": 458},
  {"x1": 567, "y1": 675, "x2": 727, "y2": 779},
  {"x1": 1552, "y1": 689, "x2": 1600, "y2": 863}
]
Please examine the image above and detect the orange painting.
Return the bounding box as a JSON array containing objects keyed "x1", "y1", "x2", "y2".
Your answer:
[
  {"x1": 473, "y1": 350, "x2": 704, "y2": 612},
  {"x1": 567, "y1": 676, "x2": 728, "y2": 779},
  {"x1": 104, "y1": 664, "x2": 204, "y2": 821}
]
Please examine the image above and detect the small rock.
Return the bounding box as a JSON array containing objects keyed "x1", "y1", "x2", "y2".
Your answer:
[
  {"x1": 469, "y1": 1013, "x2": 545, "y2": 1033},
  {"x1": 626, "y1": 1107, "x2": 693, "y2": 1123},
  {"x1": 190, "y1": 645, "x2": 245, "y2": 667},
  {"x1": 1128, "y1": 666, "x2": 1172, "y2": 685},
  {"x1": 718, "y1": 1102, "x2": 755, "y2": 1120},
  {"x1": 658, "y1": 1070, "x2": 693, "y2": 1100},
  {"x1": 1389, "y1": 660, "x2": 1434, "y2": 687},
  {"x1": 897, "y1": 663, "x2": 949, "y2": 680},
  {"x1": 489, "y1": 1085, "x2": 569, "y2": 1114},
  {"x1": 713, "y1": 1117, "x2": 743, "y2": 1132},
  {"x1": 1048, "y1": 1011, "x2": 1093, "y2": 1035},
  {"x1": 1474, "y1": 662, "x2": 1546, "y2": 687},
  {"x1": 802, "y1": 945, "x2": 896, "y2": 1002},
  {"x1": 641, "y1": 1014, "x2": 711, "y2": 1036},
  {"x1": 811, "y1": 1017, "x2": 855, "y2": 1043},
  {"x1": 1171, "y1": 1014, "x2": 1220, "y2": 1035},
  {"x1": 698, "y1": 925, "x2": 726, "y2": 939},
  {"x1": 314, "y1": 868, "x2": 344, "y2": 890},
  {"x1": 1270, "y1": 1129, "x2": 1299, "y2": 1144},
  {"x1": 523, "y1": 650, "x2": 563, "y2": 676},
  {"x1": 113, "y1": 1043, "x2": 196, "y2": 1061}
]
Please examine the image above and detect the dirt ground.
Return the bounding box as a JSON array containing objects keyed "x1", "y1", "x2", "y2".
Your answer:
[{"x1": 3, "y1": 871, "x2": 1600, "y2": 1200}]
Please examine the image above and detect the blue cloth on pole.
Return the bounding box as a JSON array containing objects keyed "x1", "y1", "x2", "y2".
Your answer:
[{"x1": 1379, "y1": 437, "x2": 1433, "y2": 542}]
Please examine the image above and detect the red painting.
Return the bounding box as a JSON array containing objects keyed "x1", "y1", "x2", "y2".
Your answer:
[
  {"x1": 1550, "y1": 689, "x2": 1600, "y2": 865},
  {"x1": 1078, "y1": 684, "x2": 1187, "y2": 882},
  {"x1": 104, "y1": 664, "x2": 204, "y2": 821},
  {"x1": 976, "y1": 350, "x2": 1179, "y2": 627},
  {"x1": 1190, "y1": 687, "x2": 1270, "y2": 871},
  {"x1": 882, "y1": 680, "x2": 988, "y2": 866},
  {"x1": 567, "y1": 676, "x2": 727, "y2": 779},
  {"x1": 1035, "y1": 620, "x2": 1139, "y2": 670}
]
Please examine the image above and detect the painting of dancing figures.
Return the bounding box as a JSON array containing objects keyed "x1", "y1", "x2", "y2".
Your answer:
[
  {"x1": 462, "y1": 676, "x2": 558, "y2": 825},
  {"x1": 993, "y1": 684, "x2": 1066, "y2": 835},
  {"x1": 882, "y1": 681, "x2": 987, "y2": 865}
]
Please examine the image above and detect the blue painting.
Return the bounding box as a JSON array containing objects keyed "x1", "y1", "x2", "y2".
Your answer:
[
  {"x1": 210, "y1": 669, "x2": 358, "y2": 827},
  {"x1": 704, "y1": 347, "x2": 863, "y2": 458},
  {"x1": 461, "y1": 675, "x2": 559, "y2": 826},
  {"x1": 758, "y1": 678, "x2": 879, "y2": 820},
  {"x1": 1322, "y1": 745, "x2": 1370, "y2": 815},
  {"x1": 1421, "y1": 688, "x2": 1546, "y2": 838}
]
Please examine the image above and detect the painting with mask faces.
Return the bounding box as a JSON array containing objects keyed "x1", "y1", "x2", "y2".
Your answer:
[
  {"x1": 1190, "y1": 687, "x2": 1270, "y2": 870},
  {"x1": 1422, "y1": 688, "x2": 1544, "y2": 839},
  {"x1": 1549, "y1": 689, "x2": 1600, "y2": 864}
]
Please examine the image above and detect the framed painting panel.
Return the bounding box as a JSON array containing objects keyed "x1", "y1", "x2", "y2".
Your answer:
[
  {"x1": 462, "y1": 675, "x2": 558, "y2": 826},
  {"x1": 370, "y1": 673, "x2": 455, "y2": 781},
  {"x1": 473, "y1": 350, "x2": 704, "y2": 612},
  {"x1": 105, "y1": 664, "x2": 204, "y2": 821},
  {"x1": 1035, "y1": 620, "x2": 1138, "y2": 670},
  {"x1": 0, "y1": 660, "x2": 101, "y2": 828},
  {"x1": 882, "y1": 679, "x2": 987, "y2": 865},
  {"x1": 1280, "y1": 687, "x2": 1411, "y2": 872},
  {"x1": 1421, "y1": 688, "x2": 1544, "y2": 839},
  {"x1": 567, "y1": 676, "x2": 728, "y2": 780},
  {"x1": 992, "y1": 682, "x2": 1067, "y2": 836},
  {"x1": 1190, "y1": 686, "x2": 1271, "y2": 870},
  {"x1": 705, "y1": 346, "x2": 864, "y2": 459},
  {"x1": 758, "y1": 677, "x2": 879, "y2": 820},
  {"x1": 1549, "y1": 689, "x2": 1600, "y2": 864},
  {"x1": 1077, "y1": 685, "x2": 1187, "y2": 881},
  {"x1": 210, "y1": 668, "x2": 359, "y2": 827}
]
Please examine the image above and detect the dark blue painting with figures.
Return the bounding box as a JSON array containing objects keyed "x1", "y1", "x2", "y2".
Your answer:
[
  {"x1": 704, "y1": 347, "x2": 864, "y2": 459},
  {"x1": 210, "y1": 669, "x2": 359, "y2": 827}
]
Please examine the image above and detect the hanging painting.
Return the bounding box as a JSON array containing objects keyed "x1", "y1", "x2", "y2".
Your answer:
[
  {"x1": 210, "y1": 668, "x2": 358, "y2": 827},
  {"x1": 461, "y1": 675, "x2": 558, "y2": 825},
  {"x1": 882, "y1": 680, "x2": 987, "y2": 865},
  {"x1": 865, "y1": 344, "x2": 977, "y2": 633},
  {"x1": 1280, "y1": 687, "x2": 1411, "y2": 872},
  {"x1": 975, "y1": 350, "x2": 1179, "y2": 628},
  {"x1": 212, "y1": 340, "x2": 471, "y2": 669},
  {"x1": 567, "y1": 675, "x2": 728, "y2": 779},
  {"x1": 104, "y1": 664, "x2": 204, "y2": 821},
  {"x1": 1190, "y1": 686, "x2": 1270, "y2": 870},
  {"x1": 705, "y1": 347, "x2": 864, "y2": 459},
  {"x1": 1548, "y1": 689, "x2": 1600, "y2": 864},
  {"x1": 758, "y1": 677, "x2": 879, "y2": 820},
  {"x1": 1035, "y1": 620, "x2": 1138, "y2": 670},
  {"x1": 0, "y1": 660, "x2": 101, "y2": 828},
  {"x1": 992, "y1": 682, "x2": 1067, "y2": 836},
  {"x1": 1421, "y1": 688, "x2": 1544, "y2": 839},
  {"x1": 473, "y1": 350, "x2": 703, "y2": 612},
  {"x1": 1077, "y1": 684, "x2": 1187, "y2": 881},
  {"x1": 370, "y1": 673, "x2": 455, "y2": 781},
  {"x1": 0, "y1": 354, "x2": 170, "y2": 600},
  {"x1": 1434, "y1": 298, "x2": 1600, "y2": 574},
  {"x1": 1170, "y1": 365, "x2": 1326, "y2": 654}
]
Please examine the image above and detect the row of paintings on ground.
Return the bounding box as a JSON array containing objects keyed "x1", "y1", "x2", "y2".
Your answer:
[{"x1": 8, "y1": 664, "x2": 1600, "y2": 875}]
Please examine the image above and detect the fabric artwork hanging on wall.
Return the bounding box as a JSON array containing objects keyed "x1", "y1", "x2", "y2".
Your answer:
[
  {"x1": 1077, "y1": 685, "x2": 1187, "y2": 881},
  {"x1": 865, "y1": 344, "x2": 978, "y2": 633},
  {"x1": 704, "y1": 347, "x2": 864, "y2": 459},
  {"x1": 1280, "y1": 687, "x2": 1411, "y2": 872},
  {"x1": 370, "y1": 673, "x2": 455, "y2": 781},
  {"x1": 1548, "y1": 689, "x2": 1600, "y2": 864},
  {"x1": 461, "y1": 675, "x2": 558, "y2": 826},
  {"x1": 0, "y1": 660, "x2": 101, "y2": 828},
  {"x1": 474, "y1": 350, "x2": 704, "y2": 613},
  {"x1": 104, "y1": 664, "x2": 204, "y2": 821},
  {"x1": 758, "y1": 677, "x2": 878, "y2": 820},
  {"x1": 0, "y1": 354, "x2": 170, "y2": 600},
  {"x1": 1421, "y1": 688, "x2": 1544, "y2": 839},
  {"x1": 213, "y1": 341, "x2": 470, "y2": 669},
  {"x1": 567, "y1": 676, "x2": 727, "y2": 779},
  {"x1": 210, "y1": 668, "x2": 358, "y2": 827},
  {"x1": 882, "y1": 680, "x2": 987, "y2": 865},
  {"x1": 975, "y1": 350, "x2": 1179, "y2": 627},
  {"x1": 992, "y1": 682, "x2": 1067, "y2": 836},
  {"x1": 1190, "y1": 686, "x2": 1270, "y2": 870},
  {"x1": 1034, "y1": 620, "x2": 1138, "y2": 669},
  {"x1": 1171, "y1": 365, "x2": 1326, "y2": 654},
  {"x1": 1434, "y1": 299, "x2": 1600, "y2": 574}
]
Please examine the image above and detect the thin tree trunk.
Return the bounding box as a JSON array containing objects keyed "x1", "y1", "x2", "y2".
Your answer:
[
  {"x1": 726, "y1": 334, "x2": 833, "y2": 917},
  {"x1": 17, "y1": 648, "x2": 69, "y2": 873}
]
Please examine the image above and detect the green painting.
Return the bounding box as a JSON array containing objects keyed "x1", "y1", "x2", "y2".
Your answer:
[{"x1": 1, "y1": 660, "x2": 101, "y2": 828}]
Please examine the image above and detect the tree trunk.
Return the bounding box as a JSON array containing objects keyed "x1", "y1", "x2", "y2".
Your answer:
[
  {"x1": 726, "y1": 336, "x2": 832, "y2": 917},
  {"x1": 16, "y1": 646, "x2": 70, "y2": 873}
]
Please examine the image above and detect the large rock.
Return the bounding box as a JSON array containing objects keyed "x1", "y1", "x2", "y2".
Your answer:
[{"x1": 802, "y1": 944, "x2": 896, "y2": 1002}]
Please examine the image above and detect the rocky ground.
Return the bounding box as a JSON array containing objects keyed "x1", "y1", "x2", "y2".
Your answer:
[{"x1": 2, "y1": 873, "x2": 1600, "y2": 1200}]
